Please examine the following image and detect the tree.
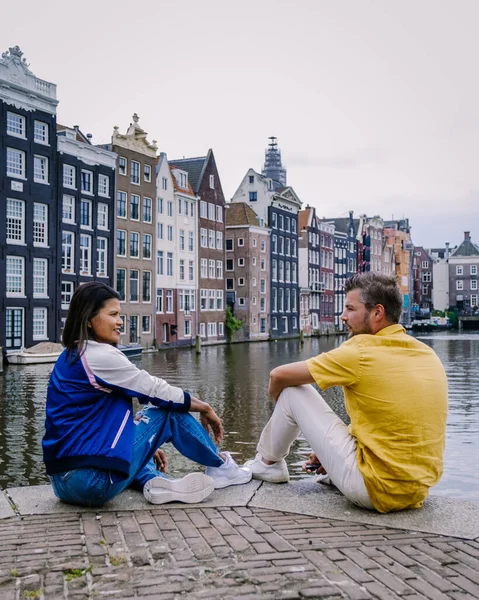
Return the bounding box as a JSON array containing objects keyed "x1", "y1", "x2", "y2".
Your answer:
[{"x1": 225, "y1": 306, "x2": 243, "y2": 343}]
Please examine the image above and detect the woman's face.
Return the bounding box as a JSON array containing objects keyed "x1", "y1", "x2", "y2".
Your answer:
[{"x1": 88, "y1": 298, "x2": 123, "y2": 345}]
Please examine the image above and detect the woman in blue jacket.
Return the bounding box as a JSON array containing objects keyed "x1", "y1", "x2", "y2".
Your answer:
[{"x1": 43, "y1": 282, "x2": 251, "y2": 507}]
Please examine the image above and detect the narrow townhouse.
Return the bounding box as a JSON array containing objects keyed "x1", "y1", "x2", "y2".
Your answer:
[
  {"x1": 170, "y1": 150, "x2": 226, "y2": 343},
  {"x1": 231, "y1": 138, "x2": 301, "y2": 338},
  {"x1": 298, "y1": 206, "x2": 322, "y2": 335},
  {"x1": 0, "y1": 46, "x2": 58, "y2": 354},
  {"x1": 413, "y1": 246, "x2": 434, "y2": 315},
  {"x1": 319, "y1": 220, "x2": 335, "y2": 333},
  {"x1": 448, "y1": 231, "x2": 479, "y2": 312},
  {"x1": 383, "y1": 219, "x2": 414, "y2": 324},
  {"x1": 356, "y1": 214, "x2": 384, "y2": 273},
  {"x1": 427, "y1": 244, "x2": 451, "y2": 312},
  {"x1": 225, "y1": 202, "x2": 270, "y2": 341},
  {"x1": 102, "y1": 115, "x2": 157, "y2": 347},
  {"x1": 57, "y1": 125, "x2": 116, "y2": 327}
]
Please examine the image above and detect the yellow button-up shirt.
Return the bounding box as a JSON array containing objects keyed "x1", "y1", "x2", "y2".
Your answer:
[{"x1": 306, "y1": 324, "x2": 448, "y2": 513}]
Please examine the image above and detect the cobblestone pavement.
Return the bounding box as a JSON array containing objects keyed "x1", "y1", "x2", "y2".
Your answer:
[{"x1": 0, "y1": 506, "x2": 478, "y2": 599}]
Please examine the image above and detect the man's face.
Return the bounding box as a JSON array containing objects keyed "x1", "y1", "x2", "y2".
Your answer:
[{"x1": 341, "y1": 289, "x2": 374, "y2": 337}]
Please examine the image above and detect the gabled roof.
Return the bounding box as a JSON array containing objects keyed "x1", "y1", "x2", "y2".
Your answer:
[
  {"x1": 225, "y1": 202, "x2": 261, "y2": 227},
  {"x1": 451, "y1": 234, "x2": 479, "y2": 257},
  {"x1": 326, "y1": 217, "x2": 355, "y2": 235},
  {"x1": 56, "y1": 124, "x2": 90, "y2": 144},
  {"x1": 298, "y1": 208, "x2": 312, "y2": 232},
  {"x1": 169, "y1": 155, "x2": 208, "y2": 194},
  {"x1": 169, "y1": 164, "x2": 196, "y2": 197}
]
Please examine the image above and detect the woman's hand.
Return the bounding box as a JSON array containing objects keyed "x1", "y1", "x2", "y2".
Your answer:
[
  {"x1": 189, "y1": 396, "x2": 224, "y2": 444},
  {"x1": 153, "y1": 448, "x2": 168, "y2": 473}
]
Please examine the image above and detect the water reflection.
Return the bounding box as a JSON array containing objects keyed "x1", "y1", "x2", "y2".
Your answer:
[{"x1": 0, "y1": 332, "x2": 478, "y2": 501}]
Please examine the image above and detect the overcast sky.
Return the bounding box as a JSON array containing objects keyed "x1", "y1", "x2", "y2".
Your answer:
[{"x1": 2, "y1": 0, "x2": 477, "y2": 248}]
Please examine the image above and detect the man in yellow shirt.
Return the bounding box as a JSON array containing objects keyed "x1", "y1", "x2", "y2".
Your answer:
[{"x1": 245, "y1": 273, "x2": 448, "y2": 513}]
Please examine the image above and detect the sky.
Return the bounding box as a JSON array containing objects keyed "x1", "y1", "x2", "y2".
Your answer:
[{"x1": 2, "y1": 0, "x2": 477, "y2": 248}]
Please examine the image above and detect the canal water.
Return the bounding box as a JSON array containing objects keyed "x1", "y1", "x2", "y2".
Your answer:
[{"x1": 0, "y1": 332, "x2": 478, "y2": 501}]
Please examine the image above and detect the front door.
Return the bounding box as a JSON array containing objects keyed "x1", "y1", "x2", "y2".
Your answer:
[
  {"x1": 162, "y1": 322, "x2": 168, "y2": 343},
  {"x1": 6, "y1": 308, "x2": 24, "y2": 350}
]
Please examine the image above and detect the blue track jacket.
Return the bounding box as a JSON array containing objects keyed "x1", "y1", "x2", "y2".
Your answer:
[{"x1": 42, "y1": 341, "x2": 191, "y2": 476}]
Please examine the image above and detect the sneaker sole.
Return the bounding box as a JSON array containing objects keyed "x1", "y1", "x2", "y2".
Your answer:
[
  {"x1": 251, "y1": 472, "x2": 290, "y2": 484},
  {"x1": 143, "y1": 473, "x2": 214, "y2": 505},
  {"x1": 211, "y1": 471, "x2": 253, "y2": 489}
]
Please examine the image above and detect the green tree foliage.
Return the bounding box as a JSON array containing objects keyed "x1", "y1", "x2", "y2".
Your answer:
[{"x1": 225, "y1": 306, "x2": 243, "y2": 343}]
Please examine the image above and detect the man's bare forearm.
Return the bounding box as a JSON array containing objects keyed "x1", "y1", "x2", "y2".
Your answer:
[{"x1": 268, "y1": 361, "x2": 315, "y2": 403}]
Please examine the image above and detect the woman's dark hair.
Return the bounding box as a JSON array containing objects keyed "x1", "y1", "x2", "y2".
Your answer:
[
  {"x1": 344, "y1": 272, "x2": 403, "y2": 324},
  {"x1": 63, "y1": 282, "x2": 120, "y2": 361}
]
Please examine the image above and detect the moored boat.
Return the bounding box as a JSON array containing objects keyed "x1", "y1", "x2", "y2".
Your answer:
[
  {"x1": 117, "y1": 343, "x2": 143, "y2": 358},
  {"x1": 6, "y1": 342, "x2": 64, "y2": 365}
]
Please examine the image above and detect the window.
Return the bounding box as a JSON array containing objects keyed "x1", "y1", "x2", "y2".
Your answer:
[
  {"x1": 238, "y1": 297, "x2": 245, "y2": 306},
  {"x1": 471, "y1": 265, "x2": 477, "y2": 275},
  {"x1": 209, "y1": 174, "x2": 215, "y2": 189},
  {"x1": 158, "y1": 197, "x2": 163, "y2": 214},
  {"x1": 142, "y1": 271, "x2": 151, "y2": 302},
  {"x1": 130, "y1": 270, "x2": 139, "y2": 301},
  {"x1": 249, "y1": 192, "x2": 257, "y2": 202},
  {"x1": 260, "y1": 279, "x2": 266, "y2": 293},
  {"x1": 116, "y1": 269, "x2": 126, "y2": 301},
  {"x1": 166, "y1": 290, "x2": 173, "y2": 312},
  {"x1": 178, "y1": 198, "x2": 182, "y2": 215},
  {"x1": 34, "y1": 120, "x2": 49, "y2": 144},
  {"x1": 167, "y1": 225, "x2": 173, "y2": 242},
  {"x1": 6, "y1": 198, "x2": 25, "y2": 243},
  {"x1": 238, "y1": 238, "x2": 244, "y2": 247},
  {"x1": 143, "y1": 234, "x2": 152, "y2": 259},
  {"x1": 97, "y1": 203, "x2": 108, "y2": 230},
  {"x1": 184, "y1": 320, "x2": 191, "y2": 337},
  {"x1": 62, "y1": 232, "x2": 75, "y2": 272},
  {"x1": 209, "y1": 290, "x2": 215, "y2": 310},
  {"x1": 209, "y1": 259, "x2": 215, "y2": 278},
  {"x1": 157, "y1": 251, "x2": 164, "y2": 275},
  {"x1": 142, "y1": 315, "x2": 151, "y2": 333},
  {"x1": 216, "y1": 260, "x2": 223, "y2": 279},
  {"x1": 162, "y1": 176, "x2": 168, "y2": 190},
  {"x1": 471, "y1": 294, "x2": 478, "y2": 307},
  {"x1": 33, "y1": 258, "x2": 48, "y2": 297},
  {"x1": 226, "y1": 278, "x2": 234, "y2": 290},
  {"x1": 80, "y1": 199, "x2": 92, "y2": 228},
  {"x1": 117, "y1": 230, "x2": 126, "y2": 256},
  {"x1": 200, "y1": 289, "x2": 208, "y2": 310},
  {"x1": 209, "y1": 229, "x2": 215, "y2": 248},
  {"x1": 7, "y1": 148, "x2": 25, "y2": 178},
  {"x1": 216, "y1": 290, "x2": 224, "y2": 310},
  {"x1": 456, "y1": 265, "x2": 463, "y2": 275},
  {"x1": 33, "y1": 203, "x2": 48, "y2": 246},
  {"x1": 6, "y1": 256, "x2": 24, "y2": 296},
  {"x1": 201, "y1": 258, "x2": 208, "y2": 278},
  {"x1": 261, "y1": 258, "x2": 265, "y2": 271},
  {"x1": 226, "y1": 239, "x2": 233, "y2": 251},
  {"x1": 249, "y1": 175, "x2": 254, "y2": 184},
  {"x1": 238, "y1": 258, "x2": 245, "y2": 267},
  {"x1": 253, "y1": 238, "x2": 257, "y2": 248},
  {"x1": 216, "y1": 231, "x2": 223, "y2": 250},
  {"x1": 471, "y1": 280, "x2": 478, "y2": 290},
  {"x1": 216, "y1": 206, "x2": 223, "y2": 222},
  {"x1": 167, "y1": 252, "x2": 173, "y2": 276},
  {"x1": 157, "y1": 222, "x2": 163, "y2": 239},
  {"x1": 179, "y1": 230, "x2": 185, "y2": 251},
  {"x1": 238, "y1": 277, "x2": 245, "y2": 286},
  {"x1": 131, "y1": 160, "x2": 140, "y2": 184},
  {"x1": 144, "y1": 164, "x2": 152, "y2": 182},
  {"x1": 200, "y1": 322, "x2": 206, "y2": 337},
  {"x1": 279, "y1": 237, "x2": 284, "y2": 254},
  {"x1": 279, "y1": 215, "x2": 284, "y2": 230},
  {"x1": 422, "y1": 272, "x2": 432, "y2": 283},
  {"x1": 252, "y1": 277, "x2": 257, "y2": 287},
  {"x1": 130, "y1": 194, "x2": 140, "y2": 220},
  {"x1": 63, "y1": 164, "x2": 76, "y2": 188},
  {"x1": 167, "y1": 201, "x2": 173, "y2": 217},
  {"x1": 142, "y1": 197, "x2": 152, "y2": 223},
  {"x1": 130, "y1": 232, "x2": 139, "y2": 257},
  {"x1": 61, "y1": 281, "x2": 74, "y2": 309},
  {"x1": 226, "y1": 259, "x2": 234, "y2": 271},
  {"x1": 156, "y1": 288, "x2": 163, "y2": 312},
  {"x1": 81, "y1": 170, "x2": 93, "y2": 194},
  {"x1": 79, "y1": 234, "x2": 92, "y2": 275},
  {"x1": 285, "y1": 217, "x2": 290, "y2": 232},
  {"x1": 97, "y1": 174, "x2": 109, "y2": 197},
  {"x1": 292, "y1": 239, "x2": 297, "y2": 257},
  {"x1": 200, "y1": 201, "x2": 207, "y2": 218},
  {"x1": 272, "y1": 316, "x2": 278, "y2": 329},
  {"x1": 97, "y1": 237, "x2": 108, "y2": 276},
  {"x1": 207, "y1": 322, "x2": 217, "y2": 337},
  {"x1": 252, "y1": 296, "x2": 257, "y2": 306},
  {"x1": 200, "y1": 228, "x2": 208, "y2": 248},
  {"x1": 119, "y1": 157, "x2": 127, "y2": 175},
  {"x1": 208, "y1": 203, "x2": 215, "y2": 221},
  {"x1": 189, "y1": 260, "x2": 194, "y2": 281},
  {"x1": 7, "y1": 112, "x2": 26, "y2": 137},
  {"x1": 272, "y1": 260, "x2": 277, "y2": 281},
  {"x1": 117, "y1": 191, "x2": 127, "y2": 218},
  {"x1": 291, "y1": 219, "x2": 296, "y2": 234},
  {"x1": 456, "y1": 280, "x2": 463, "y2": 290},
  {"x1": 189, "y1": 231, "x2": 194, "y2": 252},
  {"x1": 33, "y1": 308, "x2": 48, "y2": 340},
  {"x1": 180, "y1": 259, "x2": 185, "y2": 281},
  {"x1": 421, "y1": 261, "x2": 429, "y2": 269}
]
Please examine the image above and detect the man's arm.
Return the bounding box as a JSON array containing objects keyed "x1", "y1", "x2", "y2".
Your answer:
[{"x1": 268, "y1": 361, "x2": 315, "y2": 404}]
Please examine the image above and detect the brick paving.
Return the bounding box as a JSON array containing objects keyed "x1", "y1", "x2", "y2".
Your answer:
[{"x1": 0, "y1": 506, "x2": 478, "y2": 599}]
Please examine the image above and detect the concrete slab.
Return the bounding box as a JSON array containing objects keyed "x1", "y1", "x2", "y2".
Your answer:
[
  {"x1": 0, "y1": 490, "x2": 15, "y2": 518},
  {"x1": 7, "y1": 480, "x2": 262, "y2": 515},
  {"x1": 249, "y1": 479, "x2": 479, "y2": 540}
]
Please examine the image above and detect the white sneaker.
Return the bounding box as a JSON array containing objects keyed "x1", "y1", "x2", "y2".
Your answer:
[
  {"x1": 205, "y1": 451, "x2": 253, "y2": 489},
  {"x1": 243, "y1": 453, "x2": 290, "y2": 483},
  {"x1": 143, "y1": 473, "x2": 214, "y2": 505}
]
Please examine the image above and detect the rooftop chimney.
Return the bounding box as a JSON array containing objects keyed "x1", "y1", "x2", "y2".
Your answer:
[{"x1": 465, "y1": 231, "x2": 471, "y2": 241}]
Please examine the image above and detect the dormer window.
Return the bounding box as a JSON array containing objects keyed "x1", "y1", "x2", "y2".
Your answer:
[{"x1": 180, "y1": 172, "x2": 188, "y2": 188}]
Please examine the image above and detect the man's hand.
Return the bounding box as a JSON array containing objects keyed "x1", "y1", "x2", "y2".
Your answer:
[
  {"x1": 153, "y1": 448, "x2": 168, "y2": 473},
  {"x1": 268, "y1": 361, "x2": 315, "y2": 404},
  {"x1": 189, "y1": 396, "x2": 224, "y2": 444},
  {"x1": 302, "y1": 452, "x2": 327, "y2": 476}
]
